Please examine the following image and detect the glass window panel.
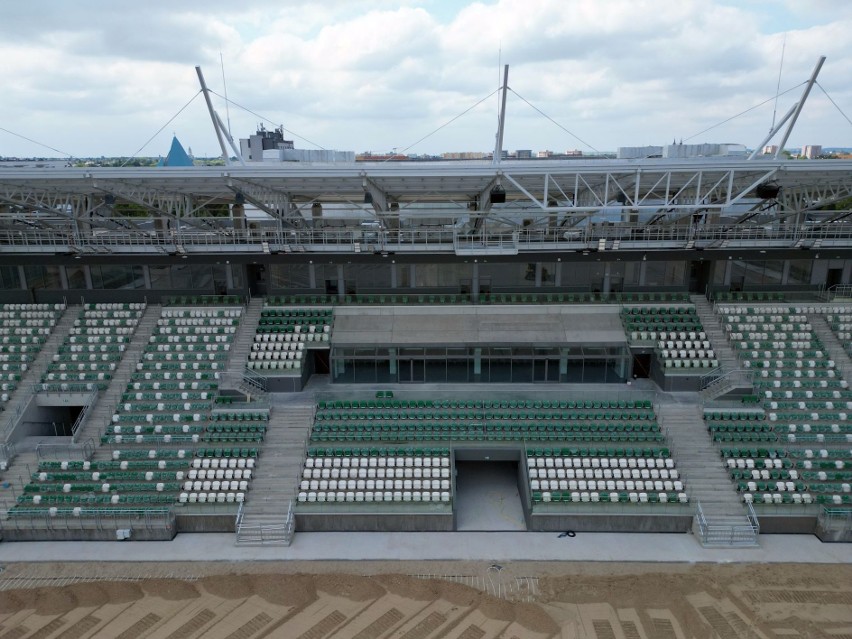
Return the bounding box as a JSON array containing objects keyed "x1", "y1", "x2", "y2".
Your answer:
[
  {"x1": 149, "y1": 265, "x2": 170, "y2": 289},
  {"x1": 65, "y1": 265, "x2": 86, "y2": 289},
  {"x1": 0, "y1": 266, "x2": 21, "y2": 290},
  {"x1": 169, "y1": 264, "x2": 192, "y2": 289}
]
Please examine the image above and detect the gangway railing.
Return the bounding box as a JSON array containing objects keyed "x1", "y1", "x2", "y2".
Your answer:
[
  {"x1": 694, "y1": 500, "x2": 759, "y2": 547},
  {"x1": 234, "y1": 500, "x2": 294, "y2": 546}
]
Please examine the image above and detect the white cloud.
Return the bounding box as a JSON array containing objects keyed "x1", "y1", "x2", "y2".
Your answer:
[{"x1": 1, "y1": 0, "x2": 851, "y2": 158}]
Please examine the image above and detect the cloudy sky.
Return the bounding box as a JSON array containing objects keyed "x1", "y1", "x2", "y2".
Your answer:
[{"x1": 1, "y1": 0, "x2": 851, "y2": 158}]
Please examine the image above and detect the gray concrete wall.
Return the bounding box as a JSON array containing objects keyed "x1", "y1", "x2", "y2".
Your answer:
[
  {"x1": 175, "y1": 513, "x2": 237, "y2": 533},
  {"x1": 530, "y1": 513, "x2": 693, "y2": 533},
  {"x1": 296, "y1": 511, "x2": 453, "y2": 532}
]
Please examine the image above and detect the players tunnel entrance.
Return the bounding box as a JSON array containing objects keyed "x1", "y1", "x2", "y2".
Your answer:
[{"x1": 453, "y1": 449, "x2": 527, "y2": 531}]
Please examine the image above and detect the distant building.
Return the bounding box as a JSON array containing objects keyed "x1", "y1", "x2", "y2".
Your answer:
[
  {"x1": 617, "y1": 146, "x2": 663, "y2": 159},
  {"x1": 157, "y1": 136, "x2": 194, "y2": 167},
  {"x1": 240, "y1": 125, "x2": 354, "y2": 163},
  {"x1": 803, "y1": 145, "x2": 823, "y2": 159},
  {"x1": 515, "y1": 149, "x2": 532, "y2": 159},
  {"x1": 617, "y1": 143, "x2": 746, "y2": 160},
  {"x1": 536, "y1": 150, "x2": 553, "y2": 158},
  {"x1": 763, "y1": 145, "x2": 779, "y2": 155},
  {"x1": 441, "y1": 152, "x2": 488, "y2": 160}
]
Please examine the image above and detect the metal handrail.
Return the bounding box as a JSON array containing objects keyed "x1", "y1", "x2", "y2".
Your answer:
[{"x1": 3, "y1": 221, "x2": 852, "y2": 255}]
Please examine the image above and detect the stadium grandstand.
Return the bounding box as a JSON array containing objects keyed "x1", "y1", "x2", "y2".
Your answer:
[{"x1": 0, "y1": 65, "x2": 851, "y2": 547}]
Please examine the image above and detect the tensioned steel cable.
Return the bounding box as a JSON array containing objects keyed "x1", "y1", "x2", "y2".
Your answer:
[
  {"x1": 682, "y1": 82, "x2": 805, "y2": 143},
  {"x1": 121, "y1": 90, "x2": 202, "y2": 166},
  {"x1": 208, "y1": 90, "x2": 329, "y2": 151},
  {"x1": 508, "y1": 87, "x2": 601, "y2": 154},
  {"x1": 816, "y1": 81, "x2": 852, "y2": 130},
  {"x1": 0, "y1": 125, "x2": 75, "y2": 160},
  {"x1": 391, "y1": 87, "x2": 502, "y2": 158}
]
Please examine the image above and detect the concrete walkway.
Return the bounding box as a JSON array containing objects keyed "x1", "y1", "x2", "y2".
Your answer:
[{"x1": 0, "y1": 530, "x2": 850, "y2": 564}]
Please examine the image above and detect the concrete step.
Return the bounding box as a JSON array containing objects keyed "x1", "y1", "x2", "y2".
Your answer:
[{"x1": 227, "y1": 298, "x2": 262, "y2": 371}]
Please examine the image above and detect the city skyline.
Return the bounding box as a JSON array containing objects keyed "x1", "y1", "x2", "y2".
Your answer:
[{"x1": 1, "y1": 0, "x2": 852, "y2": 159}]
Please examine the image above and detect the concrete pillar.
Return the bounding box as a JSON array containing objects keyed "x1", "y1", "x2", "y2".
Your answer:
[
  {"x1": 603, "y1": 263, "x2": 612, "y2": 294},
  {"x1": 535, "y1": 263, "x2": 543, "y2": 287},
  {"x1": 59, "y1": 266, "x2": 69, "y2": 290},
  {"x1": 555, "y1": 261, "x2": 562, "y2": 287},
  {"x1": 389, "y1": 348, "x2": 397, "y2": 376},
  {"x1": 781, "y1": 260, "x2": 791, "y2": 285},
  {"x1": 308, "y1": 263, "x2": 316, "y2": 289},
  {"x1": 232, "y1": 202, "x2": 245, "y2": 233},
  {"x1": 410, "y1": 264, "x2": 416, "y2": 288},
  {"x1": 83, "y1": 265, "x2": 93, "y2": 290},
  {"x1": 723, "y1": 260, "x2": 732, "y2": 286},
  {"x1": 225, "y1": 264, "x2": 234, "y2": 289},
  {"x1": 638, "y1": 261, "x2": 647, "y2": 286},
  {"x1": 391, "y1": 263, "x2": 398, "y2": 289},
  {"x1": 142, "y1": 265, "x2": 152, "y2": 289},
  {"x1": 472, "y1": 262, "x2": 479, "y2": 299},
  {"x1": 17, "y1": 265, "x2": 26, "y2": 291},
  {"x1": 337, "y1": 264, "x2": 344, "y2": 300}
]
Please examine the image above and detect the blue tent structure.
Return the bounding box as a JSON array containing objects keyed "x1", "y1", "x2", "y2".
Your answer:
[{"x1": 157, "y1": 136, "x2": 194, "y2": 167}]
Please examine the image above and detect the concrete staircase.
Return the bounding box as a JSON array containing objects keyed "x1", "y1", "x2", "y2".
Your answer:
[
  {"x1": 657, "y1": 399, "x2": 759, "y2": 546},
  {"x1": 220, "y1": 298, "x2": 267, "y2": 399},
  {"x1": 227, "y1": 298, "x2": 262, "y2": 371},
  {"x1": 235, "y1": 399, "x2": 314, "y2": 545},
  {"x1": 691, "y1": 295, "x2": 753, "y2": 400},
  {"x1": 810, "y1": 314, "x2": 852, "y2": 383},
  {"x1": 74, "y1": 304, "x2": 162, "y2": 448},
  {"x1": 0, "y1": 305, "x2": 79, "y2": 441}
]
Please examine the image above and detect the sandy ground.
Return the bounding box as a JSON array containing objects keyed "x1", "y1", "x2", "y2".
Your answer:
[{"x1": 0, "y1": 561, "x2": 849, "y2": 638}]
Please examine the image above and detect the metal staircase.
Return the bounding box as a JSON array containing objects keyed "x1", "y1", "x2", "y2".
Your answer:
[
  {"x1": 657, "y1": 400, "x2": 759, "y2": 547},
  {"x1": 235, "y1": 399, "x2": 314, "y2": 545}
]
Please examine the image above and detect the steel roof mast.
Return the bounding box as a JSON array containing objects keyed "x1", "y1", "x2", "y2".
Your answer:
[
  {"x1": 748, "y1": 56, "x2": 826, "y2": 160},
  {"x1": 195, "y1": 66, "x2": 245, "y2": 166}
]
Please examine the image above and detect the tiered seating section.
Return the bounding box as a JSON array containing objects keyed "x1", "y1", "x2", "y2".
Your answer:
[
  {"x1": 104, "y1": 307, "x2": 244, "y2": 445},
  {"x1": 248, "y1": 306, "x2": 332, "y2": 373},
  {"x1": 41, "y1": 302, "x2": 145, "y2": 391},
  {"x1": 527, "y1": 446, "x2": 687, "y2": 504},
  {"x1": 0, "y1": 303, "x2": 64, "y2": 407},
  {"x1": 821, "y1": 307, "x2": 852, "y2": 359},
  {"x1": 269, "y1": 292, "x2": 691, "y2": 305},
  {"x1": 304, "y1": 396, "x2": 686, "y2": 511},
  {"x1": 711, "y1": 304, "x2": 852, "y2": 507},
  {"x1": 12, "y1": 447, "x2": 257, "y2": 514},
  {"x1": 622, "y1": 305, "x2": 717, "y2": 370},
  {"x1": 10, "y1": 305, "x2": 265, "y2": 522},
  {"x1": 311, "y1": 398, "x2": 663, "y2": 443},
  {"x1": 298, "y1": 448, "x2": 451, "y2": 504}
]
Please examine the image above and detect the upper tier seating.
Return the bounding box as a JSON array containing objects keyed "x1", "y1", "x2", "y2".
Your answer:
[
  {"x1": 102, "y1": 306, "x2": 244, "y2": 446},
  {"x1": 621, "y1": 305, "x2": 718, "y2": 370},
  {"x1": 710, "y1": 304, "x2": 852, "y2": 507},
  {"x1": 0, "y1": 303, "x2": 65, "y2": 407},
  {"x1": 41, "y1": 302, "x2": 145, "y2": 391},
  {"x1": 248, "y1": 306, "x2": 332, "y2": 373}
]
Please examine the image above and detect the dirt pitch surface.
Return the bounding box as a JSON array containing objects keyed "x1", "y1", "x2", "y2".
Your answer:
[{"x1": 0, "y1": 561, "x2": 849, "y2": 638}]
